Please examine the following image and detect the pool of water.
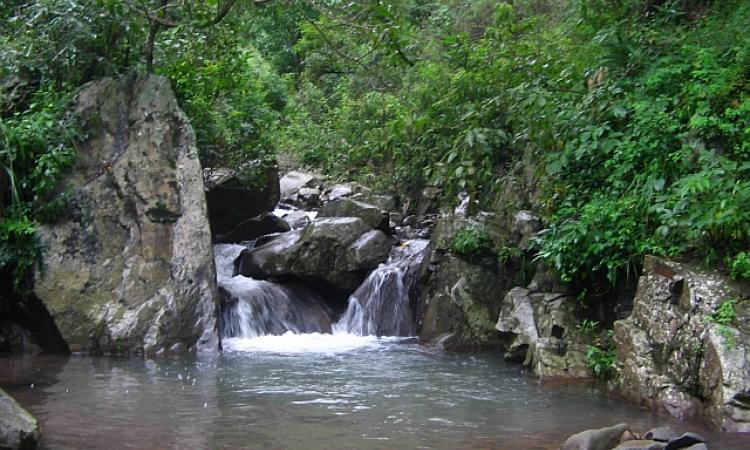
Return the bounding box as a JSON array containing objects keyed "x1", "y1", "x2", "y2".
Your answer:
[{"x1": 1, "y1": 335, "x2": 748, "y2": 450}]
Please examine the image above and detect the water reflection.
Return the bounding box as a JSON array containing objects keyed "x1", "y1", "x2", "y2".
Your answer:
[{"x1": 1, "y1": 347, "x2": 748, "y2": 450}]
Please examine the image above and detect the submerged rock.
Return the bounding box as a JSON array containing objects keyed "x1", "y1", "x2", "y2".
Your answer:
[
  {"x1": 560, "y1": 423, "x2": 629, "y2": 450},
  {"x1": 610, "y1": 256, "x2": 750, "y2": 431},
  {"x1": 0, "y1": 388, "x2": 40, "y2": 449},
  {"x1": 33, "y1": 75, "x2": 218, "y2": 355}
]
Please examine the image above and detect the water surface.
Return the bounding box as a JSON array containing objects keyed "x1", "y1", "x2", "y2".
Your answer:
[{"x1": 2, "y1": 337, "x2": 747, "y2": 449}]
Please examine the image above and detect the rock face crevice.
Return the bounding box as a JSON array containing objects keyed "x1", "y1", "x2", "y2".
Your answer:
[
  {"x1": 610, "y1": 256, "x2": 750, "y2": 431},
  {"x1": 33, "y1": 75, "x2": 218, "y2": 355}
]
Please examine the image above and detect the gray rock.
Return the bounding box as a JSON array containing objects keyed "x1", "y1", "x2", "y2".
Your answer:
[
  {"x1": 681, "y1": 444, "x2": 708, "y2": 450},
  {"x1": 612, "y1": 440, "x2": 667, "y2": 450},
  {"x1": 318, "y1": 198, "x2": 389, "y2": 232},
  {"x1": 238, "y1": 218, "x2": 391, "y2": 294},
  {"x1": 418, "y1": 255, "x2": 503, "y2": 351},
  {"x1": 350, "y1": 230, "x2": 393, "y2": 269},
  {"x1": 644, "y1": 427, "x2": 679, "y2": 442},
  {"x1": 611, "y1": 256, "x2": 750, "y2": 429},
  {"x1": 495, "y1": 287, "x2": 539, "y2": 361},
  {"x1": 495, "y1": 288, "x2": 591, "y2": 379},
  {"x1": 277, "y1": 210, "x2": 313, "y2": 230},
  {"x1": 511, "y1": 209, "x2": 542, "y2": 250},
  {"x1": 205, "y1": 166, "x2": 280, "y2": 237},
  {"x1": 279, "y1": 171, "x2": 323, "y2": 198},
  {"x1": 560, "y1": 423, "x2": 629, "y2": 450},
  {"x1": 326, "y1": 183, "x2": 355, "y2": 201},
  {"x1": 664, "y1": 433, "x2": 706, "y2": 450},
  {"x1": 33, "y1": 75, "x2": 218, "y2": 355},
  {"x1": 351, "y1": 192, "x2": 397, "y2": 212},
  {"x1": 215, "y1": 213, "x2": 290, "y2": 244},
  {"x1": 1, "y1": 388, "x2": 40, "y2": 449}
]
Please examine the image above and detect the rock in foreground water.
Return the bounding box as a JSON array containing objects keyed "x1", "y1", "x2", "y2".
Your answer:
[{"x1": 0, "y1": 388, "x2": 40, "y2": 450}]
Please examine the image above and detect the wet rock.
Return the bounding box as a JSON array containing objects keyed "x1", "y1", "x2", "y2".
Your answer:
[
  {"x1": 495, "y1": 287, "x2": 538, "y2": 361},
  {"x1": 681, "y1": 444, "x2": 708, "y2": 450},
  {"x1": 238, "y1": 218, "x2": 391, "y2": 295},
  {"x1": 350, "y1": 230, "x2": 393, "y2": 269},
  {"x1": 351, "y1": 192, "x2": 397, "y2": 212},
  {"x1": 296, "y1": 187, "x2": 322, "y2": 208},
  {"x1": 318, "y1": 198, "x2": 389, "y2": 232},
  {"x1": 612, "y1": 441, "x2": 667, "y2": 450},
  {"x1": 1, "y1": 388, "x2": 40, "y2": 449},
  {"x1": 418, "y1": 255, "x2": 503, "y2": 350},
  {"x1": 610, "y1": 256, "x2": 750, "y2": 430},
  {"x1": 215, "y1": 213, "x2": 290, "y2": 244},
  {"x1": 644, "y1": 427, "x2": 679, "y2": 442},
  {"x1": 276, "y1": 210, "x2": 313, "y2": 230},
  {"x1": 664, "y1": 433, "x2": 706, "y2": 450},
  {"x1": 205, "y1": 166, "x2": 280, "y2": 237},
  {"x1": 495, "y1": 288, "x2": 591, "y2": 379},
  {"x1": 33, "y1": 75, "x2": 218, "y2": 354},
  {"x1": 279, "y1": 171, "x2": 324, "y2": 198},
  {"x1": 560, "y1": 423, "x2": 629, "y2": 450}
]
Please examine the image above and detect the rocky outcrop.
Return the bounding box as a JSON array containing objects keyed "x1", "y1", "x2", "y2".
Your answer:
[
  {"x1": 418, "y1": 254, "x2": 503, "y2": 350},
  {"x1": 1, "y1": 388, "x2": 40, "y2": 449},
  {"x1": 495, "y1": 287, "x2": 591, "y2": 379},
  {"x1": 610, "y1": 256, "x2": 750, "y2": 431},
  {"x1": 33, "y1": 75, "x2": 218, "y2": 355},
  {"x1": 237, "y1": 218, "x2": 392, "y2": 295},
  {"x1": 205, "y1": 166, "x2": 280, "y2": 238}
]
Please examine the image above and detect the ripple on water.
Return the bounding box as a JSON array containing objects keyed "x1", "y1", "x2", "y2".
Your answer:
[{"x1": 1, "y1": 341, "x2": 749, "y2": 450}]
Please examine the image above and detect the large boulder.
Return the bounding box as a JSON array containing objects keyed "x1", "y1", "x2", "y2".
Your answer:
[
  {"x1": 1, "y1": 388, "x2": 40, "y2": 449},
  {"x1": 215, "y1": 212, "x2": 290, "y2": 244},
  {"x1": 418, "y1": 254, "x2": 503, "y2": 350},
  {"x1": 205, "y1": 166, "x2": 280, "y2": 237},
  {"x1": 237, "y1": 218, "x2": 392, "y2": 295},
  {"x1": 318, "y1": 198, "x2": 389, "y2": 232},
  {"x1": 610, "y1": 256, "x2": 750, "y2": 431},
  {"x1": 33, "y1": 75, "x2": 218, "y2": 355},
  {"x1": 495, "y1": 287, "x2": 591, "y2": 379}
]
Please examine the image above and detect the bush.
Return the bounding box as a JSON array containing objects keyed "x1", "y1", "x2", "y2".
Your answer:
[{"x1": 450, "y1": 228, "x2": 494, "y2": 257}]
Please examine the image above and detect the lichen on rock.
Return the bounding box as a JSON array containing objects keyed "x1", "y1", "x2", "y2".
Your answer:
[{"x1": 33, "y1": 75, "x2": 218, "y2": 355}]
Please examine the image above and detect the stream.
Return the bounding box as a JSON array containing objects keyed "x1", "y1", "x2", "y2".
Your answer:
[{"x1": 1, "y1": 241, "x2": 748, "y2": 449}]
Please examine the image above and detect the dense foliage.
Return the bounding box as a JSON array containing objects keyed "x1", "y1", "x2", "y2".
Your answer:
[{"x1": 1, "y1": 0, "x2": 749, "y2": 292}]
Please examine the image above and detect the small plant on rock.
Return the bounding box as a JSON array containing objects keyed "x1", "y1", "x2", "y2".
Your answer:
[
  {"x1": 450, "y1": 227, "x2": 493, "y2": 257},
  {"x1": 586, "y1": 329, "x2": 616, "y2": 379}
]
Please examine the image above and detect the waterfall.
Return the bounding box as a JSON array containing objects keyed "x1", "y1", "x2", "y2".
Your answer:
[
  {"x1": 216, "y1": 237, "x2": 430, "y2": 342},
  {"x1": 215, "y1": 244, "x2": 333, "y2": 338},
  {"x1": 335, "y1": 239, "x2": 430, "y2": 337}
]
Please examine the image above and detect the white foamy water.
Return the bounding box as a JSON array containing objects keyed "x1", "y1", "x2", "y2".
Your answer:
[{"x1": 222, "y1": 331, "x2": 404, "y2": 354}]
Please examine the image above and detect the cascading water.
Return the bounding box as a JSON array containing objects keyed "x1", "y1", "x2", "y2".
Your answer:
[
  {"x1": 216, "y1": 236, "x2": 430, "y2": 353},
  {"x1": 335, "y1": 239, "x2": 430, "y2": 337},
  {"x1": 215, "y1": 244, "x2": 334, "y2": 339}
]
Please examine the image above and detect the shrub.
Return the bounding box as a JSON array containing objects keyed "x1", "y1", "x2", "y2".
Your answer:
[{"x1": 450, "y1": 228, "x2": 493, "y2": 257}]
